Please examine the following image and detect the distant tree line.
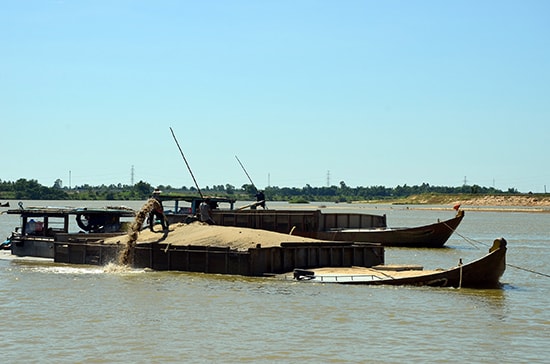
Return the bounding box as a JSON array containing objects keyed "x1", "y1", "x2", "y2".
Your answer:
[
  {"x1": 0, "y1": 178, "x2": 521, "y2": 202},
  {"x1": 261, "y1": 181, "x2": 515, "y2": 202}
]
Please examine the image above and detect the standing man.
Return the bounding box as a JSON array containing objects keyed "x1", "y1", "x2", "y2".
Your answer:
[
  {"x1": 199, "y1": 198, "x2": 216, "y2": 225},
  {"x1": 255, "y1": 190, "x2": 266, "y2": 209},
  {"x1": 149, "y1": 188, "x2": 168, "y2": 231}
]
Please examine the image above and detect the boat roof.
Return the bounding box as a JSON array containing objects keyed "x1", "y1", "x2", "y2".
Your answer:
[
  {"x1": 156, "y1": 194, "x2": 236, "y2": 204},
  {"x1": 5, "y1": 206, "x2": 136, "y2": 217}
]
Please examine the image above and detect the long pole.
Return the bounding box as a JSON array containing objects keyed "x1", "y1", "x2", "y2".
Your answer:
[
  {"x1": 235, "y1": 155, "x2": 257, "y2": 191},
  {"x1": 170, "y1": 127, "x2": 203, "y2": 198}
]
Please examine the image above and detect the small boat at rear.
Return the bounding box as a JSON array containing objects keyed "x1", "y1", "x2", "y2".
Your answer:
[
  {"x1": 289, "y1": 237, "x2": 507, "y2": 289},
  {"x1": 314, "y1": 210, "x2": 465, "y2": 248}
]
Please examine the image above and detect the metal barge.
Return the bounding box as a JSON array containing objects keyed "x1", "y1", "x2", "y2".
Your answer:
[{"x1": 53, "y1": 240, "x2": 384, "y2": 277}]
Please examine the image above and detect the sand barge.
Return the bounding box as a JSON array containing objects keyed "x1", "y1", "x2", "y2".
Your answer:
[{"x1": 53, "y1": 200, "x2": 384, "y2": 276}]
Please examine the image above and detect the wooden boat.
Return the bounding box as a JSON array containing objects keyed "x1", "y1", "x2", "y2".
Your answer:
[
  {"x1": 159, "y1": 194, "x2": 463, "y2": 248},
  {"x1": 4, "y1": 204, "x2": 136, "y2": 258},
  {"x1": 289, "y1": 238, "x2": 507, "y2": 288},
  {"x1": 312, "y1": 210, "x2": 465, "y2": 248},
  {"x1": 0, "y1": 202, "x2": 9, "y2": 207}
]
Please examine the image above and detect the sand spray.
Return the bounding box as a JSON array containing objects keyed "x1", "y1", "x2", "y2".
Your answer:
[{"x1": 118, "y1": 198, "x2": 162, "y2": 266}]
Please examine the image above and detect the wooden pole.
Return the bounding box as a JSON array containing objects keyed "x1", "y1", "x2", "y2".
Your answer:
[
  {"x1": 170, "y1": 127, "x2": 203, "y2": 198},
  {"x1": 235, "y1": 155, "x2": 257, "y2": 191}
]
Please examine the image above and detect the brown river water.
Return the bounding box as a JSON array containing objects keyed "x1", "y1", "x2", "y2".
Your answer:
[{"x1": 1, "y1": 200, "x2": 549, "y2": 363}]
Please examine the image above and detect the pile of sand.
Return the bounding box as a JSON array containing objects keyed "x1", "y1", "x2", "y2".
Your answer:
[{"x1": 105, "y1": 221, "x2": 322, "y2": 251}]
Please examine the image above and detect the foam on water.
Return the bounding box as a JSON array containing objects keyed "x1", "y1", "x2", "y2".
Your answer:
[{"x1": 1, "y1": 250, "x2": 145, "y2": 275}]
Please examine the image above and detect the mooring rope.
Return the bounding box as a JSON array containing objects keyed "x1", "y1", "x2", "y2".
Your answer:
[
  {"x1": 443, "y1": 218, "x2": 550, "y2": 279},
  {"x1": 505, "y1": 263, "x2": 550, "y2": 278},
  {"x1": 443, "y1": 220, "x2": 488, "y2": 249}
]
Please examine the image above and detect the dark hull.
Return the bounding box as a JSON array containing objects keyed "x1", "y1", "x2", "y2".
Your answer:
[
  {"x1": 312, "y1": 210, "x2": 464, "y2": 248},
  {"x1": 293, "y1": 238, "x2": 507, "y2": 289},
  {"x1": 9, "y1": 232, "x2": 128, "y2": 258}
]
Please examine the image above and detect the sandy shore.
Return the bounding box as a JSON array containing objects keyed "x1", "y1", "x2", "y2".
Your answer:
[
  {"x1": 370, "y1": 195, "x2": 550, "y2": 212},
  {"x1": 456, "y1": 195, "x2": 550, "y2": 207}
]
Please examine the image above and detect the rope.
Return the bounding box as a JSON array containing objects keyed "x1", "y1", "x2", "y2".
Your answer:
[
  {"x1": 443, "y1": 220, "x2": 487, "y2": 249},
  {"x1": 443, "y1": 216, "x2": 550, "y2": 279},
  {"x1": 505, "y1": 263, "x2": 550, "y2": 278}
]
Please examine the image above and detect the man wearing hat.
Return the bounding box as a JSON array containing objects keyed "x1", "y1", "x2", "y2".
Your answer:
[
  {"x1": 199, "y1": 198, "x2": 216, "y2": 225},
  {"x1": 149, "y1": 188, "x2": 167, "y2": 231}
]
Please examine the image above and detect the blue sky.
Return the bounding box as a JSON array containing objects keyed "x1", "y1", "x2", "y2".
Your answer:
[{"x1": 1, "y1": 1, "x2": 549, "y2": 193}]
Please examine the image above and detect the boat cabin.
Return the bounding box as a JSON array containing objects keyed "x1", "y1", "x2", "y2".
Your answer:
[
  {"x1": 157, "y1": 194, "x2": 236, "y2": 223},
  {"x1": 7, "y1": 206, "x2": 136, "y2": 235},
  {"x1": 5, "y1": 204, "x2": 136, "y2": 258}
]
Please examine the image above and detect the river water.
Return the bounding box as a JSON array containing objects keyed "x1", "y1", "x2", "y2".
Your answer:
[{"x1": 1, "y1": 200, "x2": 549, "y2": 363}]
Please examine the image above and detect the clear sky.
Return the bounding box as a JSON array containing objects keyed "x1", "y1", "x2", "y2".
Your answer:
[{"x1": 1, "y1": 1, "x2": 549, "y2": 193}]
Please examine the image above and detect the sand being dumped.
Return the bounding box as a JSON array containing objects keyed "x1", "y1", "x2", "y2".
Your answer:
[{"x1": 118, "y1": 198, "x2": 161, "y2": 266}]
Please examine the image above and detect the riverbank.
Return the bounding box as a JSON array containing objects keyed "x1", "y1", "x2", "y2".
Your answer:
[
  {"x1": 358, "y1": 194, "x2": 550, "y2": 209},
  {"x1": 455, "y1": 194, "x2": 550, "y2": 207}
]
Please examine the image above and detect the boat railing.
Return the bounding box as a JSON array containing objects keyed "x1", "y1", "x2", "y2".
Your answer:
[
  {"x1": 319, "y1": 212, "x2": 387, "y2": 230},
  {"x1": 296, "y1": 273, "x2": 384, "y2": 283}
]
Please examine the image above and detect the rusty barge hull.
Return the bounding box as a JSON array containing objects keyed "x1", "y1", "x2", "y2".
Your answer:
[{"x1": 53, "y1": 241, "x2": 384, "y2": 277}]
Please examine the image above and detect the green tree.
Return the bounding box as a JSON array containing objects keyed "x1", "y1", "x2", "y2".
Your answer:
[
  {"x1": 134, "y1": 181, "x2": 153, "y2": 199},
  {"x1": 225, "y1": 184, "x2": 235, "y2": 194}
]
